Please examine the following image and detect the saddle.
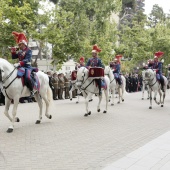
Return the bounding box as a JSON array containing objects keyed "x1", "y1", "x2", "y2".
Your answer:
[{"x1": 17, "y1": 67, "x2": 40, "y2": 91}]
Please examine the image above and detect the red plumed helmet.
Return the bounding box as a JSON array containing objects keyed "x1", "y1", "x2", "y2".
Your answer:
[
  {"x1": 92, "y1": 44, "x2": 101, "y2": 53},
  {"x1": 12, "y1": 31, "x2": 28, "y2": 45},
  {"x1": 154, "y1": 51, "x2": 164, "y2": 58},
  {"x1": 79, "y1": 56, "x2": 85, "y2": 62},
  {"x1": 115, "y1": 54, "x2": 122, "y2": 60}
]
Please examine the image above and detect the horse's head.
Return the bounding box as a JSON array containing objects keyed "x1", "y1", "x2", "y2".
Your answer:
[
  {"x1": 104, "y1": 65, "x2": 113, "y2": 79},
  {"x1": 143, "y1": 69, "x2": 155, "y2": 83},
  {"x1": 0, "y1": 58, "x2": 15, "y2": 83},
  {"x1": 104, "y1": 66, "x2": 110, "y2": 75},
  {"x1": 76, "y1": 67, "x2": 88, "y2": 87}
]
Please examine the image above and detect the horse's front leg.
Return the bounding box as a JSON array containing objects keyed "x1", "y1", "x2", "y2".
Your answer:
[
  {"x1": 4, "y1": 98, "x2": 12, "y2": 122},
  {"x1": 149, "y1": 90, "x2": 152, "y2": 109},
  {"x1": 142, "y1": 84, "x2": 145, "y2": 100},
  {"x1": 103, "y1": 89, "x2": 109, "y2": 113},
  {"x1": 7, "y1": 96, "x2": 20, "y2": 133},
  {"x1": 117, "y1": 87, "x2": 121, "y2": 104},
  {"x1": 69, "y1": 86, "x2": 74, "y2": 101},
  {"x1": 153, "y1": 91, "x2": 159, "y2": 105},
  {"x1": 84, "y1": 93, "x2": 92, "y2": 117},
  {"x1": 97, "y1": 92, "x2": 102, "y2": 113},
  {"x1": 76, "y1": 89, "x2": 80, "y2": 104},
  {"x1": 111, "y1": 86, "x2": 115, "y2": 106},
  {"x1": 161, "y1": 90, "x2": 166, "y2": 107},
  {"x1": 121, "y1": 84, "x2": 125, "y2": 102}
]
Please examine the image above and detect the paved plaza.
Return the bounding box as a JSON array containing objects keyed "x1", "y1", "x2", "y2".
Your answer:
[{"x1": 0, "y1": 90, "x2": 170, "y2": 170}]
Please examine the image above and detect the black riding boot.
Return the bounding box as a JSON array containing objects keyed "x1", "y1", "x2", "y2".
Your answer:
[
  {"x1": 116, "y1": 77, "x2": 122, "y2": 85},
  {"x1": 160, "y1": 79, "x2": 164, "y2": 92},
  {"x1": 27, "y1": 80, "x2": 34, "y2": 97},
  {"x1": 96, "y1": 79, "x2": 102, "y2": 95}
]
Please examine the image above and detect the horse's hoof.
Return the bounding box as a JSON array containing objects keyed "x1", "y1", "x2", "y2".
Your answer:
[
  {"x1": 149, "y1": 106, "x2": 152, "y2": 109},
  {"x1": 70, "y1": 99, "x2": 72, "y2": 101},
  {"x1": 15, "y1": 117, "x2": 20, "y2": 122},
  {"x1": 97, "y1": 109, "x2": 100, "y2": 112},
  {"x1": 76, "y1": 102, "x2": 79, "y2": 104},
  {"x1": 147, "y1": 98, "x2": 149, "y2": 100},
  {"x1": 103, "y1": 110, "x2": 107, "y2": 113},
  {"x1": 142, "y1": 98, "x2": 144, "y2": 100},
  {"x1": 161, "y1": 105, "x2": 163, "y2": 107},
  {"x1": 122, "y1": 99, "x2": 124, "y2": 102},
  {"x1": 7, "y1": 128, "x2": 13, "y2": 133},
  {"x1": 111, "y1": 103, "x2": 114, "y2": 106},
  {"x1": 89, "y1": 99, "x2": 93, "y2": 102},
  {"x1": 157, "y1": 103, "x2": 160, "y2": 105},
  {"x1": 109, "y1": 99, "x2": 110, "y2": 102},
  {"x1": 35, "y1": 120, "x2": 41, "y2": 124},
  {"x1": 84, "y1": 113, "x2": 88, "y2": 117},
  {"x1": 88, "y1": 111, "x2": 91, "y2": 115},
  {"x1": 49, "y1": 115, "x2": 52, "y2": 119},
  {"x1": 117, "y1": 101, "x2": 120, "y2": 104}
]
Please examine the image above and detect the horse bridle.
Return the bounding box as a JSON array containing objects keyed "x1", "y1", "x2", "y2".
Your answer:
[
  {"x1": 0, "y1": 67, "x2": 17, "y2": 100},
  {"x1": 76, "y1": 67, "x2": 94, "y2": 92},
  {"x1": 144, "y1": 73, "x2": 157, "y2": 88}
]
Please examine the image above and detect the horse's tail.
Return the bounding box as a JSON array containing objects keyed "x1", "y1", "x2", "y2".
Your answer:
[{"x1": 47, "y1": 86, "x2": 53, "y2": 106}]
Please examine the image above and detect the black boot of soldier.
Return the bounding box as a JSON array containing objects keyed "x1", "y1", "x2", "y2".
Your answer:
[
  {"x1": 160, "y1": 81, "x2": 164, "y2": 92},
  {"x1": 117, "y1": 78, "x2": 121, "y2": 85},
  {"x1": 98, "y1": 79, "x2": 102, "y2": 96},
  {"x1": 30, "y1": 91, "x2": 34, "y2": 97},
  {"x1": 28, "y1": 81, "x2": 34, "y2": 97}
]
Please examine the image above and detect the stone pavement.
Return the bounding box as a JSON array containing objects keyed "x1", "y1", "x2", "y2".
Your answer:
[
  {"x1": 0, "y1": 90, "x2": 170, "y2": 170},
  {"x1": 103, "y1": 131, "x2": 170, "y2": 170}
]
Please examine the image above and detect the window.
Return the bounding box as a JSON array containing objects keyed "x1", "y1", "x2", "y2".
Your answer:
[{"x1": 66, "y1": 66, "x2": 70, "y2": 70}]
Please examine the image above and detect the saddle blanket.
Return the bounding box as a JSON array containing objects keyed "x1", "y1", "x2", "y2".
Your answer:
[
  {"x1": 95, "y1": 78, "x2": 107, "y2": 90},
  {"x1": 17, "y1": 67, "x2": 40, "y2": 91}
]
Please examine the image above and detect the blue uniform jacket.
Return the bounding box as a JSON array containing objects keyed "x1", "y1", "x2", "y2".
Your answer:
[
  {"x1": 12, "y1": 47, "x2": 32, "y2": 68},
  {"x1": 86, "y1": 57, "x2": 104, "y2": 68},
  {"x1": 153, "y1": 61, "x2": 163, "y2": 75},
  {"x1": 113, "y1": 64, "x2": 121, "y2": 74}
]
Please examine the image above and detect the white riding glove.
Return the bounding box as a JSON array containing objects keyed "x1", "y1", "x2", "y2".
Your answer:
[{"x1": 14, "y1": 63, "x2": 20, "y2": 67}]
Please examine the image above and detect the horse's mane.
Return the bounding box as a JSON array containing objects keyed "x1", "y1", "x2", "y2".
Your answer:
[{"x1": 0, "y1": 58, "x2": 14, "y2": 70}]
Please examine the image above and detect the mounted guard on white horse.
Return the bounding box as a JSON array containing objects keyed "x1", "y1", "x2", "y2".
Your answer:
[
  {"x1": 76, "y1": 44, "x2": 109, "y2": 116},
  {"x1": 105, "y1": 54, "x2": 126, "y2": 105},
  {"x1": 141, "y1": 61, "x2": 151, "y2": 100},
  {"x1": 68, "y1": 56, "x2": 85, "y2": 103},
  {"x1": 142, "y1": 51, "x2": 167, "y2": 109},
  {"x1": 167, "y1": 64, "x2": 170, "y2": 88},
  {"x1": 0, "y1": 32, "x2": 53, "y2": 133}
]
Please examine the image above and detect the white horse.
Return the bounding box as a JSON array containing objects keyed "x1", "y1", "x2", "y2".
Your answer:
[
  {"x1": 0, "y1": 58, "x2": 53, "y2": 133},
  {"x1": 65, "y1": 70, "x2": 93, "y2": 103},
  {"x1": 167, "y1": 70, "x2": 170, "y2": 89},
  {"x1": 76, "y1": 67, "x2": 109, "y2": 116},
  {"x1": 104, "y1": 66, "x2": 126, "y2": 105},
  {"x1": 65, "y1": 71, "x2": 81, "y2": 103},
  {"x1": 141, "y1": 70, "x2": 150, "y2": 100},
  {"x1": 142, "y1": 68, "x2": 167, "y2": 109}
]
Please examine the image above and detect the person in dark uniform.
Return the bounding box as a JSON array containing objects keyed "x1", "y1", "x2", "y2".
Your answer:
[
  {"x1": 152, "y1": 51, "x2": 164, "y2": 91},
  {"x1": 11, "y1": 31, "x2": 36, "y2": 97},
  {"x1": 86, "y1": 44, "x2": 104, "y2": 96}
]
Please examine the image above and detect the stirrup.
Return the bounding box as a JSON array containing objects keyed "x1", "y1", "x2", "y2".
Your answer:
[{"x1": 30, "y1": 91, "x2": 34, "y2": 97}]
